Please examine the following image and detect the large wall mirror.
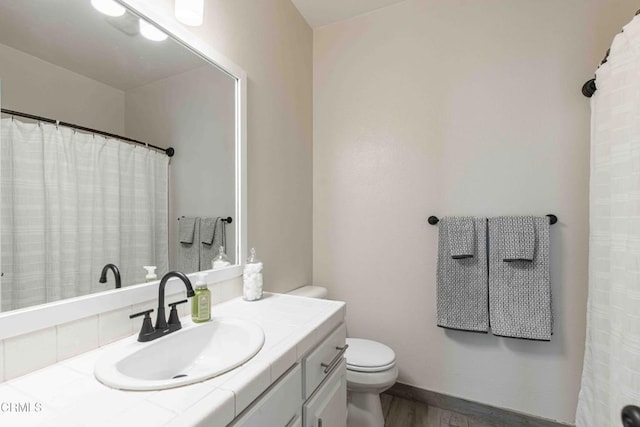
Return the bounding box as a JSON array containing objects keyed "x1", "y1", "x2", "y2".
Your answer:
[{"x1": 0, "y1": 0, "x2": 246, "y2": 320}]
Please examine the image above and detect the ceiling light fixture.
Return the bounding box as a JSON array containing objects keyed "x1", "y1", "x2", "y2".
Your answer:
[
  {"x1": 91, "y1": 0, "x2": 126, "y2": 17},
  {"x1": 139, "y1": 19, "x2": 168, "y2": 42},
  {"x1": 174, "y1": 0, "x2": 204, "y2": 27}
]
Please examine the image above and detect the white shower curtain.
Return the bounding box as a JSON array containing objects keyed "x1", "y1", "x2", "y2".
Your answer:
[
  {"x1": 576, "y1": 14, "x2": 640, "y2": 427},
  {"x1": 0, "y1": 118, "x2": 169, "y2": 311}
]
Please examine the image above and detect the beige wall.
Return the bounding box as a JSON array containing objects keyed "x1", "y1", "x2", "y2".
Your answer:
[
  {"x1": 0, "y1": 43, "x2": 125, "y2": 135},
  {"x1": 313, "y1": 0, "x2": 637, "y2": 423},
  {"x1": 148, "y1": 0, "x2": 314, "y2": 293}
]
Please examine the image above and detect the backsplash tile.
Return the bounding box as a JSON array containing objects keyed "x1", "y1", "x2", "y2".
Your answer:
[
  {"x1": 212, "y1": 277, "x2": 243, "y2": 305},
  {"x1": 57, "y1": 316, "x2": 99, "y2": 361},
  {"x1": 98, "y1": 307, "x2": 134, "y2": 346},
  {"x1": 4, "y1": 327, "x2": 56, "y2": 380}
]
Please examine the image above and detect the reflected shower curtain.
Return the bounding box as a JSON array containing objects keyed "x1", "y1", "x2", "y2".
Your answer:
[
  {"x1": 576, "y1": 14, "x2": 640, "y2": 426},
  {"x1": 0, "y1": 119, "x2": 168, "y2": 311}
]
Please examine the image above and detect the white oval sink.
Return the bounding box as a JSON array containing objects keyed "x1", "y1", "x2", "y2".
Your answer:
[{"x1": 94, "y1": 317, "x2": 264, "y2": 390}]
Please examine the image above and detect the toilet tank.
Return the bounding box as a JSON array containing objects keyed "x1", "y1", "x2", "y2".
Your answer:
[{"x1": 287, "y1": 285, "x2": 328, "y2": 299}]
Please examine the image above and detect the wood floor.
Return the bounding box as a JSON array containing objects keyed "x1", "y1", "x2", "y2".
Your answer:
[{"x1": 381, "y1": 393, "x2": 496, "y2": 427}]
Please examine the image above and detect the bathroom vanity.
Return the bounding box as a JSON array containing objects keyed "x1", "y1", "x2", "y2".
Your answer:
[
  {"x1": 0, "y1": 294, "x2": 347, "y2": 426},
  {"x1": 231, "y1": 320, "x2": 347, "y2": 427}
]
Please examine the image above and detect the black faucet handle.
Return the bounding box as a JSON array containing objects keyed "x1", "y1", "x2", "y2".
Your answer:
[
  {"x1": 169, "y1": 299, "x2": 188, "y2": 309},
  {"x1": 168, "y1": 300, "x2": 188, "y2": 327},
  {"x1": 130, "y1": 309, "x2": 156, "y2": 342},
  {"x1": 129, "y1": 308, "x2": 154, "y2": 319}
]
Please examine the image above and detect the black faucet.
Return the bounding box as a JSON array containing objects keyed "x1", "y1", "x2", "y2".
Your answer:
[
  {"x1": 130, "y1": 271, "x2": 195, "y2": 342},
  {"x1": 99, "y1": 264, "x2": 121, "y2": 289}
]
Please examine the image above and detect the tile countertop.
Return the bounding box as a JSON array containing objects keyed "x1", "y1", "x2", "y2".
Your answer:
[{"x1": 0, "y1": 293, "x2": 346, "y2": 427}]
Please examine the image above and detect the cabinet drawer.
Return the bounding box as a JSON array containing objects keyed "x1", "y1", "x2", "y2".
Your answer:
[
  {"x1": 230, "y1": 364, "x2": 302, "y2": 427},
  {"x1": 303, "y1": 359, "x2": 347, "y2": 427},
  {"x1": 303, "y1": 323, "x2": 346, "y2": 398}
]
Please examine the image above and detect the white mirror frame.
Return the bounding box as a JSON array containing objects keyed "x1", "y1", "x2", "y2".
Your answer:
[{"x1": 0, "y1": 0, "x2": 248, "y2": 340}]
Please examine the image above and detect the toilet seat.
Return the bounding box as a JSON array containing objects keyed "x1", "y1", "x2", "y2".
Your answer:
[{"x1": 346, "y1": 338, "x2": 396, "y2": 373}]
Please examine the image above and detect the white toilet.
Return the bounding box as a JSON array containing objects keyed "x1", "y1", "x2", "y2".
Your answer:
[{"x1": 287, "y1": 286, "x2": 398, "y2": 427}]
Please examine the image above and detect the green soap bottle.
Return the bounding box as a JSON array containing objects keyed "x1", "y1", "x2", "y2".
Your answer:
[{"x1": 192, "y1": 273, "x2": 211, "y2": 323}]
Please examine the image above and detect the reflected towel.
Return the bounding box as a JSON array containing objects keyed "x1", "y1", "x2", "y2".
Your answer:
[
  {"x1": 201, "y1": 217, "x2": 217, "y2": 245},
  {"x1": 499, "y1": 217, "x2": 535, "y2": 262},
  {"x1": 200, "y1": 217, "x2": 223, "y2": 270},
  {"x1": 177, "y1": 217, "x2": 200, "y2": 274},
  {"x1": 488, "y1": 217, "x2": 552, "y2": 341},
  {"x1": 437, "y1": 217, "x2": 489, "y2": 332},
  {"x1": 447, "y1": 217, "x2": 475, "y2": 259},
  {"x1": 179, "y1": 217, "x2": 196, "y2": 244}
]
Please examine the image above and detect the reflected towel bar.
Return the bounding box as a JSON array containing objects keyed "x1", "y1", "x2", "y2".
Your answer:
[
  {"x1": 428, "y1": 214, "x2": 557, "y2": 225},
  {"x1": 177, "y1": 216, "x2": 232, "y2": 224}
]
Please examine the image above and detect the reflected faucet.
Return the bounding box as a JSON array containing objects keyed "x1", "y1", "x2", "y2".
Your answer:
[{"x1": 99, "y1": 264, "x2": 121, "y2": 289}]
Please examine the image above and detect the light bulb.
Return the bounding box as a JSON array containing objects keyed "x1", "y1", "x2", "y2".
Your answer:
[
  {"x1": 139, "y1": 19, "x2": 168, "y2": 42},
  {"x1": 174, "y1": 0, "x2": 204, "y2": 27},
  {"x1": 91, "y1": 0, "x2": 126, "y2": 17}
]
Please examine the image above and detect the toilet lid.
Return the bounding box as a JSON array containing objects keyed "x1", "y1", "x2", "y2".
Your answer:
[{"x1": 345, "y1": 338, "x2": 396, "y2": 373}]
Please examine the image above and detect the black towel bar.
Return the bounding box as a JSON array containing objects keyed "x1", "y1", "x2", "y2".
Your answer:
[
  {"x1": 177, "y1": 216, "x2": 233, "y2": 223},
  {"x1": 428, "y1": 214, "x2": 557, "y2": 225}
]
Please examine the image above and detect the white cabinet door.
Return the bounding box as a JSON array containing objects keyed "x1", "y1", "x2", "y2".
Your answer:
[
  {"x1": 231, "y1": 364, "x2": 302, "y2": 427},
  {"x1": 304, "y1": 359, "x2": 347, "y2": 427},
  {"x1": 287, "y1": 415, "x2": 302, "y2": 427}
]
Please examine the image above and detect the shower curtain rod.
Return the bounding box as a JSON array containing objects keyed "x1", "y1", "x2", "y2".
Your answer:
[
  {"x1": 582, "y1": 8, "x2": 640, "y2": 98},
  {"x1": 0, "y1": 108, "x2": 175, "y2": 157}
]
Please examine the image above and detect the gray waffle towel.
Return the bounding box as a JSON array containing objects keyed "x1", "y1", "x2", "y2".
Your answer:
[
  {"x1": 179, "y1": 217, "x2": 196, "y2": 243},
  {"x1": 488, "y1": 216, "x2": 551, "y2": 341},
  {"x1": 437, "y1": 217, "x2": 488, "y2": 332},
  {"x1": 500, "y1": 217, "x2": 535, "y2": 261},
  {"x1": 177, "y1": 217, "x2": 200, "y2": 274},
  {"x1": 200, "y1": 217, "x2": 223, "y2": 270},
  {"x1": 447, "y1": 217, "x2": 475, "y2": 259}
]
